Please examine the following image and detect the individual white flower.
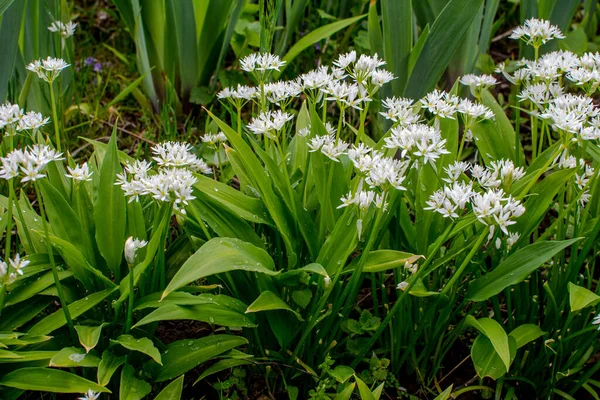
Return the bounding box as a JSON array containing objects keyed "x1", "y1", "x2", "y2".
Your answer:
[
  {"x1": 78, "y1": 389, "x2": 100, "y2": 400},
  {"x1": 488, "y1": 159, "x2": 526, "y2": 188},
  {"x1": 397, "y1": 281, "x2": 409, "y2": 291},
  {"x1": 48, "y1": 20, "x2": 77, "y2": 38},
  {"x1": 509, "y1": 18, "x2": 565, "y2": 47},
  {"x1": 333, "y1": 51, "x2": 357, "y2": 69},
  {"x1": 0, "y1": 103, "x2": 24, "y2": 132},
  {"x1": 66, "y1": 162, "x2": 93, "y2": 181},
  {"x1": 26, "y1": 57, "x2": 69, "y2": 83},
  {"x1": 442, "y1": 161, "x2": 471, "y2": 183},
  {"x1": 370, "y1": 69, "x2": 395, "y2": 88},
  {"x1": 124, "y1": 237, "x2": 148, "y2": 265},
  {"x1": 8, "y1": 254, "x2": 29, "y2": 276}
]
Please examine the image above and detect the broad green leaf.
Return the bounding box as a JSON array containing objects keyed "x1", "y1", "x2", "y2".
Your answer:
[
  {"x1": 344, "y1": 250, "x2": 420, "y2": 274},
  {"x1": 467, "y1": 239, "x2": 581, "y2": 301},
  {"x1": 49, "y1": 347, "x2": 100, "y2": 368},
  {"x1": 94, "y1": 129, "x2": 126, "y2": 274},
  {"x1": 334, "y1": 383, "x2": 356, "y2": 400},
  {"x1": 465, "y1": 316, "x2": 511, "y2": 371},
  {"x1": 28, "y1": 288, "x2": 118, "y2": 335},
  {"x1": 0, "y1": 0, "x2": 24, "y2": 101},
  {"x1": 0, "y1": 335, "x2": 52, "y2": 346},
  {"x1": 471, "y1": 335, "x2": 516, "y2": 380},
  {"x1": 568, "y1": 283, "x2": 600, "y2": 312},
  {"x1": 133, "y1": 304, "x2": 255, "y2": 329},
  {"x1": 382, "y1": 0, "x2": 412, "y2": 93},
  {"x1": 0, "y1": 367, "x2": 110, "y2": 393},
  {"x1": 246, "y1": 290, "x2": 303, "y2": 321},
  {"x1": 206, "y1": 110, "x2": 298, "y2": 267},
  {"x1": 97, "y1": 350, "x2": 127, "y2": 386},
  {"x1": 404, "y1": 0, "x2": 484, "y2": 98},
  {"x1": 156, "y1": 335, "x2": 248, "y2": 382},
  {"x1": 111, "y1": 334, "x2": 162, "y2": 365},
  {"x1": 163, "y1": 237, "x2": 278, "y2": 300},
  {"x1": 509, "y1": 324, "x2": 545, "y2": 349},
  {"x1": 155, "y1": 375, "x2": 185, "y2": 400},
  {"x1": 193, "y1": 174, "x2": 273, "y2": 226},
  {"x1": 0, "y1": 351, "x2": 57, "y2": 364},
  {"x1": 193, "y1": 359, "x2": 252, "y2": 384},
  {"x1": 330, "y1": 365, "x2": 354, "y2": 384},
  {"x1": 0, "y1": 350, "x2": 22, "y2": 359},
  {"x1": 75, "y1": 324, "x2": 107, "y2": 353},
  {"x1": 4, "y1": 270, "x2": 72, "y2": 307},
  {"x1": 120, "y1": 364, "x2": 151, "y2": 400},
  {"x1": 278, "y1": 15, "x2": 367, "y2": 76},
  {"x1": 355, "y1": 376, "x2": 376, "y2": 400}
]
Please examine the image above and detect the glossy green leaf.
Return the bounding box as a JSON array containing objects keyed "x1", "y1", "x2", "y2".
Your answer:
[
  {"x1": 120, "y1": 364, "x2": 151, "y2": 400},
  {"x1": 28, "y1": 288, "x2": 118, "y2": 335},
  {"x1": 193, "y1": 358, "x2": 252, "y2": 384},
  {"x1": 163, "y1": 237, "x2": 278, "y2": 299},
  {"x1": 133, "y1": 303, "x2": 255, "y2": 329},
  {"x1": 4, "y1": 270, "x2": 72, "y2": 307},
  {"x1": 94, "y1": 129, "x2": 126, "y2": 274},
  {"x1": 568, "y1": 283, "x2": 600, "y2": 312},
  {"x1": 75, "y1": 324, "x2": 106, "y2": 353},
  {"x1": 0, "y1": 367, "x2": 110, "y2": 393},
  {"x1": 330, "y1": 365, "x2": 354, "y2": 384},
  {"x1": 156, "y1": 335, "x2": 248, "y2": 382},
  {"x1": 111, "y1": 335, "x2": 162, "y2": 365},
  {"x1": 467, "y1": 239, "x2": 581, "y2": 301},
  {"x1": 49, "y1": 347, "x2": 100, "y2": 368},
  {"x1": 155, "y1": 375, "x2": 185, "y2": 400},
  {"x1": 509, "y1": 324, "x2": 545, "y2": 349},
  {"x1": 246, "y1": 290, "x2": 303, "y2": 321},
  {"x1": 434, "y1": 385, "x2": 453, "y2": 400},
  {"x1": 471, "y1": 335, "x2": 516, "y2": 380},
  {"x1": 97, "y1": 350, "x2": 127, "y2": 386},
  {"x1": 344, "y1": 250, "x2": 420, "y2": 274},
  {"x1": 465, "y1": 316, "x2": 511, "y2": 371},
  {"x1": 334, "y1": 383, "x2": 356, "y2": 400},
  {"x1": 404, "y1": 0, "x2": 484, "y2": 98}
]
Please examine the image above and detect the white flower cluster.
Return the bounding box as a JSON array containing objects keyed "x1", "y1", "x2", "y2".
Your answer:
[
  {"x1": 0, "y1": 103, "x2": 49, "y2": 134},
  {"x1": 217, "y1": 84, "x2": 257, "y2": 106},
  {"x1": 240, "y1": 53, "x2": 286, "y2": 73},
  {"x1": 421, "y1": 89, "x2": 495, "y2": 123},
  {"x1": 66, "y1": 162, "x2": 93, "y2": 182},
  {"x1": 347, "y1": 145, "x2": 409, "y2": 190},
  {"x1": 338, "y1": 188, "x2": 388, "y2": 239},
  {"x1": 117, "y1": 142, "x2": 211, "y2": 213},
  {"x1": 247, "y1": 110, "x2": 294, "y2": 140},
  {"x1": 26, "y1": 57, "x2": 69, "y2": 83},
  {"x1": 384, "y1": 123, "x2": 450, "y2": 166},
  {"x1": 426, "y1": 160, "x2": 526, "y2": 240},
  {"x1": 0, "y1": 254, "x2": 29, "y2": 285},
  {"x1": 307, "y1": 133, "x2": 349, "y2": 162},
  {"x1": 333, "y1": 51, "x2": 392, "y2": 91},
  {"x1": 48, "y1": 20, "x2": 77, "y2": 38},
  {"x1": 0, "y1": 145, "x2": 63, "y2": 182},
  {"x1": 202, "y1": 132, "x2": 227, "y2": 147},
  {"x1": 509, "y1": 18, "x2": 565, "y2": 47},
  {"x1": 379, "y1": 97, "x2": 420, "y2": 126},
  {"x1": 557, "y1": 155, "x2": 596, "y2": 206},
  {"x1": 540, "y1": 94, "x2": 600, "y2": 138},
  {"x1": 460, "y1": 74, "x2": 498, "y2": 97}
]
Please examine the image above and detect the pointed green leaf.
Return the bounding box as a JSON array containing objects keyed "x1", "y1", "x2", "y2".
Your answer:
[
  {"x1": 509, "y1": 324, "x2": 545, "y2": 349},
  {"x1": 49, "y1": 347, "x2": 100, "y2": 368},
  {"x1": 0, "y1": 367, "x2": 110, "y2": 393},
  {"x1": 133, "y1": 304, "x2": 255, "y2": 329},
  {"x1": 111, "y1": 335, "x2": 162, "y2": 365},
  {"x1": 569, "y1": 283, "x2": 600, "y2": 312},
  {"x1": 120, "y1": 364, "x2": 151, "y2": 400},
  {"x1": 75, "y1": 324, "x2": 108, "y2": 353},
  {"x1": 465, "y1": 316, "x2": 511, "y2": 371},
  {"x1": 156, "y1": 335, "x2": 248, "y2": 382},
  {"x1": 193, "y1": 359, "x2": 252, "y2": 385},
  {"x1": 97, "y1": 350, "x2": 127, "y2": 386},
  {"x1": 155, "y1": 375, "x2": 185, "y2": 400},
  {"x1": 246, "y1": 291, "x2": 303, "y2": 321}
]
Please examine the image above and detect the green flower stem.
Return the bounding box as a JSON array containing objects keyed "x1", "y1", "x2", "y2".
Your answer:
[
  {"x1": 125, "y1": 262, "x2": 135, "y2": 333},
  {"x1": 33, "y1": 181, "x2": 75, "y2": 339},
  {"x1": 351, "y1": 221, "x2": 456, "y2": 367},
  {"x1": 11, "y1": 181, "x2": 34, "y2": 251},
  {"x1": 440, "y1": 229, "x2": 487, "y2": 297},
  {"x1": 49, "y1": 81, "x2": 61, "y2": 152}
]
